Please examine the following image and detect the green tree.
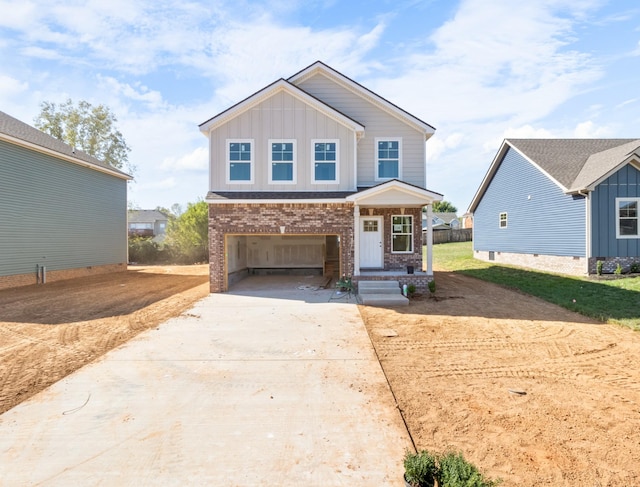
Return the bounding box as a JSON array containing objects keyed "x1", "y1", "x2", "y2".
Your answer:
[
  {"x1": 431, "y1": 200, "x2": 458, "y2": 213},
  {"x1": 34, "y1": 99, "x2": 133, "y2": 174},
  {"x1": 165, "y1": 200, "x2": 209, "y2": 263}
]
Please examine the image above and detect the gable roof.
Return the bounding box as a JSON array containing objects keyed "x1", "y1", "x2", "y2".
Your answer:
[
  {"x1": 128, "y1": 209, "x2": 169, "y2": 223},
  {"x1": 0, "y1": 110, "x2": 131, "y2": 180},
  {"x1": 469, "y1": 138, "x2": 640, "y2": 212},
  {"x1": 199, "y1": 78, "x2": 365, "y2": 135},
  {"x1": 288, "y1": 61, "x2": 436, "y2": 139}
]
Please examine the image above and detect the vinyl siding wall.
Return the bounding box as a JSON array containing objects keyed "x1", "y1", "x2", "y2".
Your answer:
[
  {"x1": 591, "y1": 164, "x2": 640, "y2": 258},
  {"x1": 209, "y1": 90, "x2": 357, "y2": 192},
  {"x1": 474, "y1": 147, "x2": 586, "y2": 256},
  {"x1": 295, "y1": 73, "x2": 427, "y2": 188},
  {"x1": 0, "y1": 140, "x2": 127, "y2": 277}
]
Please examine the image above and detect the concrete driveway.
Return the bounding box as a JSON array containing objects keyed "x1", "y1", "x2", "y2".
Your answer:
[{"x1": 0, "y1": 277, "x2": 412, "y2": 486}]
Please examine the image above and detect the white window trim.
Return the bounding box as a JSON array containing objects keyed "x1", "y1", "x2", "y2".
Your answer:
[
  {"x1": 499, "y1": 212, "x2": 508, "y2": 229},
  {"x1": 615, "y1": 197, "x2": 640, "y2": 239},
  {"x1": 391, "y1": 214, "x2": 413, "y2": 254},
  {"x1": 268, "y1": 139, "x2": 297, "y2": 185},
  {"x1": 311, "y1": 139, "x2": 340, "y2": 184},
  {"x1": 375, "y1": 137, "x2": 402, "y2": 181},
  {"x1": 226, "y1": 139, "x2": 254, "y2": 184}
]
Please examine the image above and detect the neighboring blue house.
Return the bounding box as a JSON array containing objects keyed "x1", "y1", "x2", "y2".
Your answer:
[
  {"x1": 0, "y1": 110, "x2": 131, "y2": 290},
  {"x1": 469, "y1": 139, "x2": 640, "y2": 275}
]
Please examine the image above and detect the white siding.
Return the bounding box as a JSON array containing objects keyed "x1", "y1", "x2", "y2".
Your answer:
[
  {"x1": 295, "y1": 73, "x2": 426, "y2": 188},
  {"x1": 209, "y1": 91, "x2": 356, "y2": 192}
]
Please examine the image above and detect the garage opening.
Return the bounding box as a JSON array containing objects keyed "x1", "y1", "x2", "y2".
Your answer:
[{"x1": 226, "y1": 234, "x2": 340, "y2": 289}]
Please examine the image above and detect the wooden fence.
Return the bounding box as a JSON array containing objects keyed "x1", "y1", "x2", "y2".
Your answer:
[{"x1": 423, "y1": 228, "x2": 473, "y2": 245}]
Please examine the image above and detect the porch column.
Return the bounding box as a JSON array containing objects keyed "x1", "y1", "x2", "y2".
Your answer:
[
  {"x1": 426, "y1": 203, "x2": 434, "y2": 276},
  {"x1": 353, "y1": 204, "x2": 360, "y2": 276}
]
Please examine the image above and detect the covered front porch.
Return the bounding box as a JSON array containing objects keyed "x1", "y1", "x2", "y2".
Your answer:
[{"x1": 346, "y1": 179, "x2": 442, "y2": 293}]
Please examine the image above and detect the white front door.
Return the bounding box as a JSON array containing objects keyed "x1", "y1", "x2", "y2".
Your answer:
[{"x1": 359, "y1": 216, "x2": 383, "y2": 268}]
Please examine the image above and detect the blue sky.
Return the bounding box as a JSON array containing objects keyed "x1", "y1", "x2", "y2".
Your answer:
[{"x1": 1, "y1": 0, "x2": 639, "y2": 213}]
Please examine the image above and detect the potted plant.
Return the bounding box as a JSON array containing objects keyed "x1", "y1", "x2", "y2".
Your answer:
[{"x1": 403, "y1": 449, "x2": 438, "y2": 487}]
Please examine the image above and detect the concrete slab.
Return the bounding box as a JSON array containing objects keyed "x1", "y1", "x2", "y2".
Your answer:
[{"x1": 0, "y1": 286, "x2": 411, "y2": 485}]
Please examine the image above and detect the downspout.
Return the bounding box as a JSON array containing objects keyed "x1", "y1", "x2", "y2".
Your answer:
[
  {"x1": 578, "y1": 190, "x2": 591, "y2": 275},
  {"x1": 353, "y1": 204, "x2": 360, "y2": 276},
  {"x1": 426, "y1": 203, "x2": 434, "y2": 276}
]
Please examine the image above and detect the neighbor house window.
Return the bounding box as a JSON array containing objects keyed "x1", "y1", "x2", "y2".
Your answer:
[
  {"x1": 392, "y1": 215, "x2": 413, "y2": 253},
  {"x1": 227, "y1": 140, "x2": 253, "y2": 183},
  {"x1": 616, "y1": 198, "x2": 640, "y2": 238},
  {"x1": 499, "y1": 212, "x2": 508, "y2": 228},
  {"x1": 312, "y1": 140, "x2": 339, "y2": 183},
  {"x1": 269, "y1": 140, "x2": 296, "y2": 183},
  {"x1": 376, "y1": 138, "x2": 401, "y2": 179}
]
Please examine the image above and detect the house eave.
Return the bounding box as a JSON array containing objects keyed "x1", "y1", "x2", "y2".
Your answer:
[
  {"x1": 0, "y1": 133, "x2": 132, "y2": 181},
  {"x1": 199, "y1": 79, "x2": 365, "y2": 136},
  {"x1": 288, "y1": 61, "x2": 436, "y2": 139}
]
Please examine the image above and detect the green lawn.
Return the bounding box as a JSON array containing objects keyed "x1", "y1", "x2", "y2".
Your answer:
[{"x1": 426, "y1": 242, "x2": 640, "y2": 330}]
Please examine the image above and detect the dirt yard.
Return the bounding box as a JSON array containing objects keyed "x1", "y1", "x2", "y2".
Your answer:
[
  {"x1": 2, "y1": 266, "x2": 640, "y2": 485},
  {"x1": 0, "y1": 265, "x2": 209, "y2": 414},
  {"x1": 360, "y1": 271, "x2": 640, "y2": 486}
]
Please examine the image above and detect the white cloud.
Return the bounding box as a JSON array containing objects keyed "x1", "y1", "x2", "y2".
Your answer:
[
  {"x1": 482, "y1": 125, "x2": 555, "y2": 153},
  {"x1": 161, "y1": 147, "x2": 208, "y2": 171},
  {"x1": 573, "y1": 120, "x2": 612, "y2": 137},
  {"x1": 96, "y1": 76, "x2": 165, "y2": 109},
  {"x1": 426, "y1": 132, "x2": 464, "y2": 161}
]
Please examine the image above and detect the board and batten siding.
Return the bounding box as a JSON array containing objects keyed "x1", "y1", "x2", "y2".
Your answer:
[
  {"x1": 209, "y1": 90, "x2": 356, "y2": 192},
  {"x1": 474, "y1": 147, "x2": 586, "y2": 256},
  {"x1": 294, "y1": 73, "x2": 427, "y2": 188},
  {"x1": 0, "y1": 140, "x2": 127, "y2": 277},
  {"x1": 591, "y1": 164, "x2": 640, "y2": 258}
]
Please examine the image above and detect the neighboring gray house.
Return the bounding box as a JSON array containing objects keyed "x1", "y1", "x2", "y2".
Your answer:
[
  {"x1": 128, "y1": 209, "x2": 169, "y2": 241},
  {"x1": 469, "y1": 138, "x2": 640, "y2": 275},
  {"x1": 200, "y1": 61, "x2": 443, "y2": 292},
  {"x1": 0, "y1": 110, "x2": 131, "y2": 290},
  {"x1": 422, "y1": 212, "x2": 460, "y2": 231}
]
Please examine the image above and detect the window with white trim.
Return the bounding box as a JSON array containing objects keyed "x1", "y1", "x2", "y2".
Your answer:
[
  {"x1": 617, "y1": 198, "x2": 640, "y2": 238},
  {"x1": 227, "y1": 140, "x2": 253, "y2": 183},
  {"x1": 392, "y1": 215, "x2": 413, "y2": 253},
  {"x1": 312, "y1": 140, "x2": 339, "y2": 183},
  {"x1": 269, "y1": 140, "x2": 296, "y2": 183},
  {"x1": 499, "y1": 212, "x2": 508, "y2": 228},
  {"x1": 376, "y1": 138, "x2": 401, "y2": 179}
]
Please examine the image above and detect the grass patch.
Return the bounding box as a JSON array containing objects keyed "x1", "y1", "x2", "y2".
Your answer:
[{"x1": 428, "y1": 242, "x2": 640, "y2": 330}]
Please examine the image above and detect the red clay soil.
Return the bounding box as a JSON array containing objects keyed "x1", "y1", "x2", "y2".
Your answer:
[{"x1": 360, "y1": 271, "x2": 640, "y2": 486}]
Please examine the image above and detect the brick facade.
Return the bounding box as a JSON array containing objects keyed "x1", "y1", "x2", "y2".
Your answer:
[
  {"x1": 0, "y1": 263, "x2": 126, "y2": 291},
  {"x1": 474, "y1": 250, "x2": 587, "y2": 276},
  {"x1": 209, "y1": 203, "x2": 355, "y2": 292},
  {"x1": 360, "y1": 207, "x2": 423, "y2": 272}
]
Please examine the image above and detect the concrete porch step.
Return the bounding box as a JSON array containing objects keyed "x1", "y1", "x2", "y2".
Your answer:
[
  {"x1": 357, "y1": 280, "x2": 408, "y2": 306},
  {"x1": 358, "y1": 293, "x2": 409, "y2": 307}
]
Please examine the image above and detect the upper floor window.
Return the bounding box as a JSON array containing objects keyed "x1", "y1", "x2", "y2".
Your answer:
[
  {"x1": 392, "y1": 215, "x2": 413, "y2": 253},
  {"x1": 312, "y1": 140, "x2": 339, "y2": 183},
  {"x1": 269, "y1": 140, "x2": 296, "y2": 184},
  {"x1": 376, "y1": 138, "x2": 401, "y2": 180},
  {"x1": 617, "y1": 198, "x2": 640, "y2": 238},
  {"x1": 499, "y1": 212, "x2": 508, "y2": 229},
  {"x1": 227, "y1": 140, "x2": 253, "y2": 183}
]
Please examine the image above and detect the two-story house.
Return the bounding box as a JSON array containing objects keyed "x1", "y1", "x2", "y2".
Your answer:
[
  {"x1": 200, "y1": 61, "x2": 442, "y2": 292},
  {"x1": 128, "y1": 209, "x2": 169, "y2": 241}
]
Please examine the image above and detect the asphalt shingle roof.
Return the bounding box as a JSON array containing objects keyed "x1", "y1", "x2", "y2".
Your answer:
[
  {"x1": 0, "y1": 110, "x2": 130, "y2": 179},
  {"x1": 507, "y1": 138, "x2": 640, "y2": 189}
]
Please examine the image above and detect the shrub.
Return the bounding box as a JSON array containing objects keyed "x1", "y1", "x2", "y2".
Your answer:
[
  {"x1": 128, "y1": 236, "x2": 161, "y2": 264},
  {"x1": 407, "y1": 284, "x2": 417, "y2": 296},
  {"x1": 404, "y1": 450, "x2": 438, "y2": 487},
  {"x1": 596, "y1": 260, "x2": 603, "y2": 276},
  {"x1": 614, "y1": 263, "x2": 623, "y2": 275},
  {"x1": 631, "y1": 262, "x2": 640, "y2": 274},
  {"x1": 438, "y1": 451, "x2": 501, "y2": 487},
  {"x1": 428, "y1": 279, "x2": 436, "y2": 294}
]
